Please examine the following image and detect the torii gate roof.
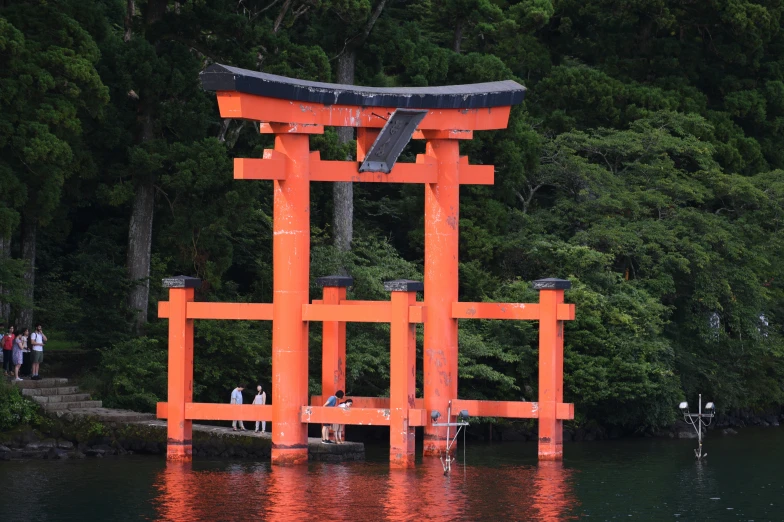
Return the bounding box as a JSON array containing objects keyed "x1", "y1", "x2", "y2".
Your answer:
[{"x1": 200, "y1": 63, "x2": 525, "y2": 109}]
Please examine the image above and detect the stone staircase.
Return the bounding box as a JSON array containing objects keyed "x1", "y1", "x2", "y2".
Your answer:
[
  {"x1": 13, "y1": 378, "x2": 103, "y2": 411},
  {"x1": 12, "y1": 377, "x2": 156, "y2": 422}
]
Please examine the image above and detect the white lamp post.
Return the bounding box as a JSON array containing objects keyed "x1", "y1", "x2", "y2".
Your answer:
[{"x1": 679, "y1": 394, "x2": 715, "y2": 459}]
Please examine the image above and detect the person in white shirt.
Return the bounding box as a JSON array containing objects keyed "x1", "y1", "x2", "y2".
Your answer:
[
  {"x1": 29, "y1": 324, "x2": 47, "y2": 380},
  {"x1": 231, "y1": 385, "x2": 246, "y2": 431},
  {"x1": 253, "y1": 384, "x2": 267, "y2": 434}
]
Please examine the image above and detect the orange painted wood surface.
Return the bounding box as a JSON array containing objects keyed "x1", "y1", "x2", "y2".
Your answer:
[
  {"x1": 157, "y1": 402, "x2": 273, "y2": 421},
  {"x1": 557, "y1": 303, "x2": 576, "y2": 321},
  {"x1": 158, "y1": 302, "x2": 273, "y2": 320},
  {"x1": 216, "y1": 92, "x2": 513, "y2": 131},
  {"x1": 452, "y1": 302, "x2": 541, "y2": 320},
  {"x1": 300, "y1": 406, "x2": 428, "y2": 427},
  {"x1": 303, "y1": 303, "x2": 392, "y2": 323},
  {"x1": 458, "y1": 164, "x2": 494, "y2": 185},
  {"x1": 310, "y1": 395, "x2": 424, "y2": 409},
  {"x1": 450, "y1": 399, "x2": 574, "y2": 420},
  {"x1": 234, "y1": 158, "x2": 286, "y2": 180}
]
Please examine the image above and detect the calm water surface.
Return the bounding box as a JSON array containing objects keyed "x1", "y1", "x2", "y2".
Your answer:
[{"x1": 0, "y1": 427, "x2": 781, "y2": 521}]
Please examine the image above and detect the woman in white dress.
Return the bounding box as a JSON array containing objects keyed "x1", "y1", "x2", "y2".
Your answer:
[{"x1": 253, "y1": 385, "x2": 266, "y2": 434}]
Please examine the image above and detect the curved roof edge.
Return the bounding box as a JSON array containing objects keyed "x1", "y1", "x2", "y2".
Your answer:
[{"x1": 200, "y1": 63, "x2": 525, "y2": 109}]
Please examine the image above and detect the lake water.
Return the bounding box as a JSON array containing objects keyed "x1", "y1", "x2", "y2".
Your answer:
[{"x1": 1, "y1": 427, "x2": 781, "y2": 521}]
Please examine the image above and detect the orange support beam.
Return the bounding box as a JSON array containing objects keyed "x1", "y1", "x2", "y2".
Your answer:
[
  {"x1": 300, "y1": 406, "x2": 429, "y2": 427},
  {"x1": 303, "y1": 303, "x2": 392, "y2": 323},
  {"x1": 310, "y1": 395, "x2": 425, "y2": 409},
  {"x1": 158, "y1": 402, "x2": 273, "y2": 421},
  {"x1": 158, "y1": 301, "x2": 273, "y2": 320},
  {"x1": 162, "y1": 276, "x2": 199, "y2": 461},
  {"x1": 453, "y1": 302, "x2": 541, "y2": 320},
  {"x1": 270, "y1": 131, "x2": 311, "y2": 465},
  {"x1": 388, "y1": 281, "x2": 420, "y2": 467},
  {"x1": 216, "y1": 92, "x2": 513, "y2": 131},
  {"x1": 317, "y1": 276, "x2": 351, "y2": 401},
  {"x1": 535, "y1": 278, "x2": 570, "y2": 461},
  {"x1": 423, "y1": 135, "x2": 460, "y2": 457},
  {"x1": 451, "y1": 399, "x2": 575, "y2": 420}
]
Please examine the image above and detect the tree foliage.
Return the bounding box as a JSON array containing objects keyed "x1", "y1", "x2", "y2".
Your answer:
[{"x1": 0, "y1": 0, "x2": 783, "y2": 430}]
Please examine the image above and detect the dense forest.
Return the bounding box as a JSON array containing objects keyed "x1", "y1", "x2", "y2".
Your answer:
[{"x1": 1, "y1": 0, "x2": 783, "y2": 432}]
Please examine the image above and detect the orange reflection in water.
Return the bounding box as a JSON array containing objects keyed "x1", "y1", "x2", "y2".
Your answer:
[{"x1": 154, "y1": 458, "x2": 578, "y2": 521}]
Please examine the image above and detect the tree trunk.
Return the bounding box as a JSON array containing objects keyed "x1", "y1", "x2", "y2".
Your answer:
[
  {"x1": 0, "y1": 234, "x2": 10, "y2": 323},
  {"x1": 453, "y1": 19, "x2": 464, "y2": 53},
  {"x1": 333, "y1": 49, "x2": 356, "y2": 253},
  {"x1": 18, "y1": 215, "x2": 36, "y2": 329},
  {"x1": 127, "y1": 179, "x2": 155, "y2": 333}
]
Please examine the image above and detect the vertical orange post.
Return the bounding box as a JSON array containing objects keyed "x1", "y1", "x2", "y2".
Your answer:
[
  {"x1": 422, "y1": 135, "x2": 460, "y2": 456},
  {"x1": 317, "y1": 276, "x2": 352, "y2": 399},
  {"x1": 387, "y1": 279, "x2": 420, "y2": 467},
  {"x1": 271, "y1": 132, "x2": 311, "y2": 465},
  {"x1": 163, "y1": 275, "x2": 200, "y2": 461},
  {"x1": 535, "y1": 278, "x2": 570, "y2": 460}
]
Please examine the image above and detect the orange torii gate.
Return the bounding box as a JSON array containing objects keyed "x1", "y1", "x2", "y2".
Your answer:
[{"x1": 156, "y1": 64, "x2": 575, "y2": 466}]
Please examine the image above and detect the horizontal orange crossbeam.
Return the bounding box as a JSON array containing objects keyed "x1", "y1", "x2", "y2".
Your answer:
[
  {"x1": 158, "y1": 302, "x2": 273, "y2": 320},
  {"x1": 157, "y1": 402, "x2": 273, "y2": 421},
  {"x1": 300, "y1": 406, "x2": 428, "y2": 427},
  {"x1": 310, "y1": 395, "x2": 424, "y2": 409},
  {"x1": 217, "y1": 92, "x2": 512, "y2": 131},
  {"x1": 303, "y1": 303, "x2": 426, "y2": 323},
  {"x1": 452, "y1": 302, "x2": 575, "y2": 321},
  {"x1": 453, "y1": 302, "x2": 540, "y2": 320},
  {"x1": 452, "y1": 400, "x2": 575, "y2": 420}
]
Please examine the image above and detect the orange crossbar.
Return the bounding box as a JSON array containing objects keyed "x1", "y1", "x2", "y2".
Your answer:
[
  {"x1": 300, "y1": 406, "x2": 429, "y2": 427},
  {"x1": 303, "y1": 303, "x2": 425, "y2": 323},
  {"x1": 310, "y1": 395, "x2": 424, "y2": 409},
  {"x1": 158, "y1": 302, "x2": 274, "y2": 320},
  {"x1": 217, "y1": 92, "x2": 513, "y2": 131},
  {"x1": 453, "y1": 302, "x2": 541, "y2": 320},
  {"x1": 451, "y1": 399, "x2": 574, "y2": 420},
  {"x1": 303, "y1": 303, "x2": 391, "y2": 323},
  {"x1": 157, "y1": 402, "x2": 273, "y2": 421},
  {"x1": 452, "y1": 302, "x2": 575, "y2": 321}
]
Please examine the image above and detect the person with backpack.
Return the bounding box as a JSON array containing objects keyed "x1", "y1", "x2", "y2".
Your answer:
[
  {"x1": 2, "y1": 325, "x2": 14, "y2": 376},
  {"x1": 321, "y1": 390, "x2": 344, "y2": 444}
]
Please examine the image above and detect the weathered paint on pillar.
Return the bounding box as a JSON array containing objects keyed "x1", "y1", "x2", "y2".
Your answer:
[
  {"x1": 423, "y1": 137, "x2": 460, "y2": 456},
  {"x1": 387, "y1": 280, "x2": 421, "y2": 467},
  {"x1": 535, "y1": 278, "x2": 570, "y2": 461},
  {"x1": 271, "y1": 133, "x2": 311, "y2": 465},
  {"x1": 317, "y1": 276, "x2": 352, "y2": 399},
  {"x1": 163, "y1": 275, "x2": 200, "y2": 461}
]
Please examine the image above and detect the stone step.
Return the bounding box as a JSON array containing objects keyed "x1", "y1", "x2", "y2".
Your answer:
[
  {"x1": 58, "y1": 408, "x2": 157, "y2": 423},
  {"x1": 23, "y1": 386, "x2": 81, "y2": 397},
  {"x1": 31, "y1": 393, "x2": 92, "y2": 404},
  {"x1": 42, "y1": 400, "x2": 103, "y2": 411},
  {"x1": 11, "y1": 378, "x2": 69, "y2": 389}
]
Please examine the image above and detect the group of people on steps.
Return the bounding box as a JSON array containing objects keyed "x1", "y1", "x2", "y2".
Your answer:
[{"x1": 1, "y1": 323, "x2": 47, "y2": 381}]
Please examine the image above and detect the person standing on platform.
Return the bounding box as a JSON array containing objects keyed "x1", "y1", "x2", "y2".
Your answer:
[
  {"x1": 29, "y1": 324, "x2": 46, "y2": 380},
  {"x1": 335, "y1": 399, "x2": 353, "y2": 444},
  {"x1": 321, "y1": 390, "x2": 344, "y2": 444},
  {"x1": 2, "y1": 325, "x2": 14, "y2": 376},
  {"x1": 231, "y1": 384, "x2": 246, "y2": 431},
  {"x1": 253, "y1": 384, "x2": 267, "y2": 434},
  {"x1": 12, "y1": 328, "x2": 26, "y2": 381}
]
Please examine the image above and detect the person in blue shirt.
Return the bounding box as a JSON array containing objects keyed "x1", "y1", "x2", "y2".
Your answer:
[
  {"x1": 321, "y1": 390, "x2": 344, "y2": 443},
  {"x1": 231, "y1": 384, "x2": 246, "y2": 431}
]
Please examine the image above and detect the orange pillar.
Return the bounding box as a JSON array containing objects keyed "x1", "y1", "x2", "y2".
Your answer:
[
  {"x1": 317, "y1": 276, "x2": 351, "y2": 398},
  {"x1": 387, "y1": 279, "x2": 420, "y2": 467},
  {"x1": 271, "y1": 132, "x2": 311, "y2": 465},
  {"x1": 422, "y1": 136, "x2": 460, "y2": 456},
  {"x1": 163, "y1": 275, "x2": 199, "y2": 461},
  {"x1": 535, "y1": 278, "x2": 570, "y2": 460}
]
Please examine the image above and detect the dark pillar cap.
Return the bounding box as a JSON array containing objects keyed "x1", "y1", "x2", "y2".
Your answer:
[
  {"x1": 532, "y1": 278, "x2": 571, "y2": 290},
  {"x1": 316, "y1": 275, "x2": 354, "y2": 288},
  {"x1": 162, "y1": 275, "x2": 202, "y2": 289},
  {"x1": 383, "y1": 279, "x2": 424, "y2": 292}
]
